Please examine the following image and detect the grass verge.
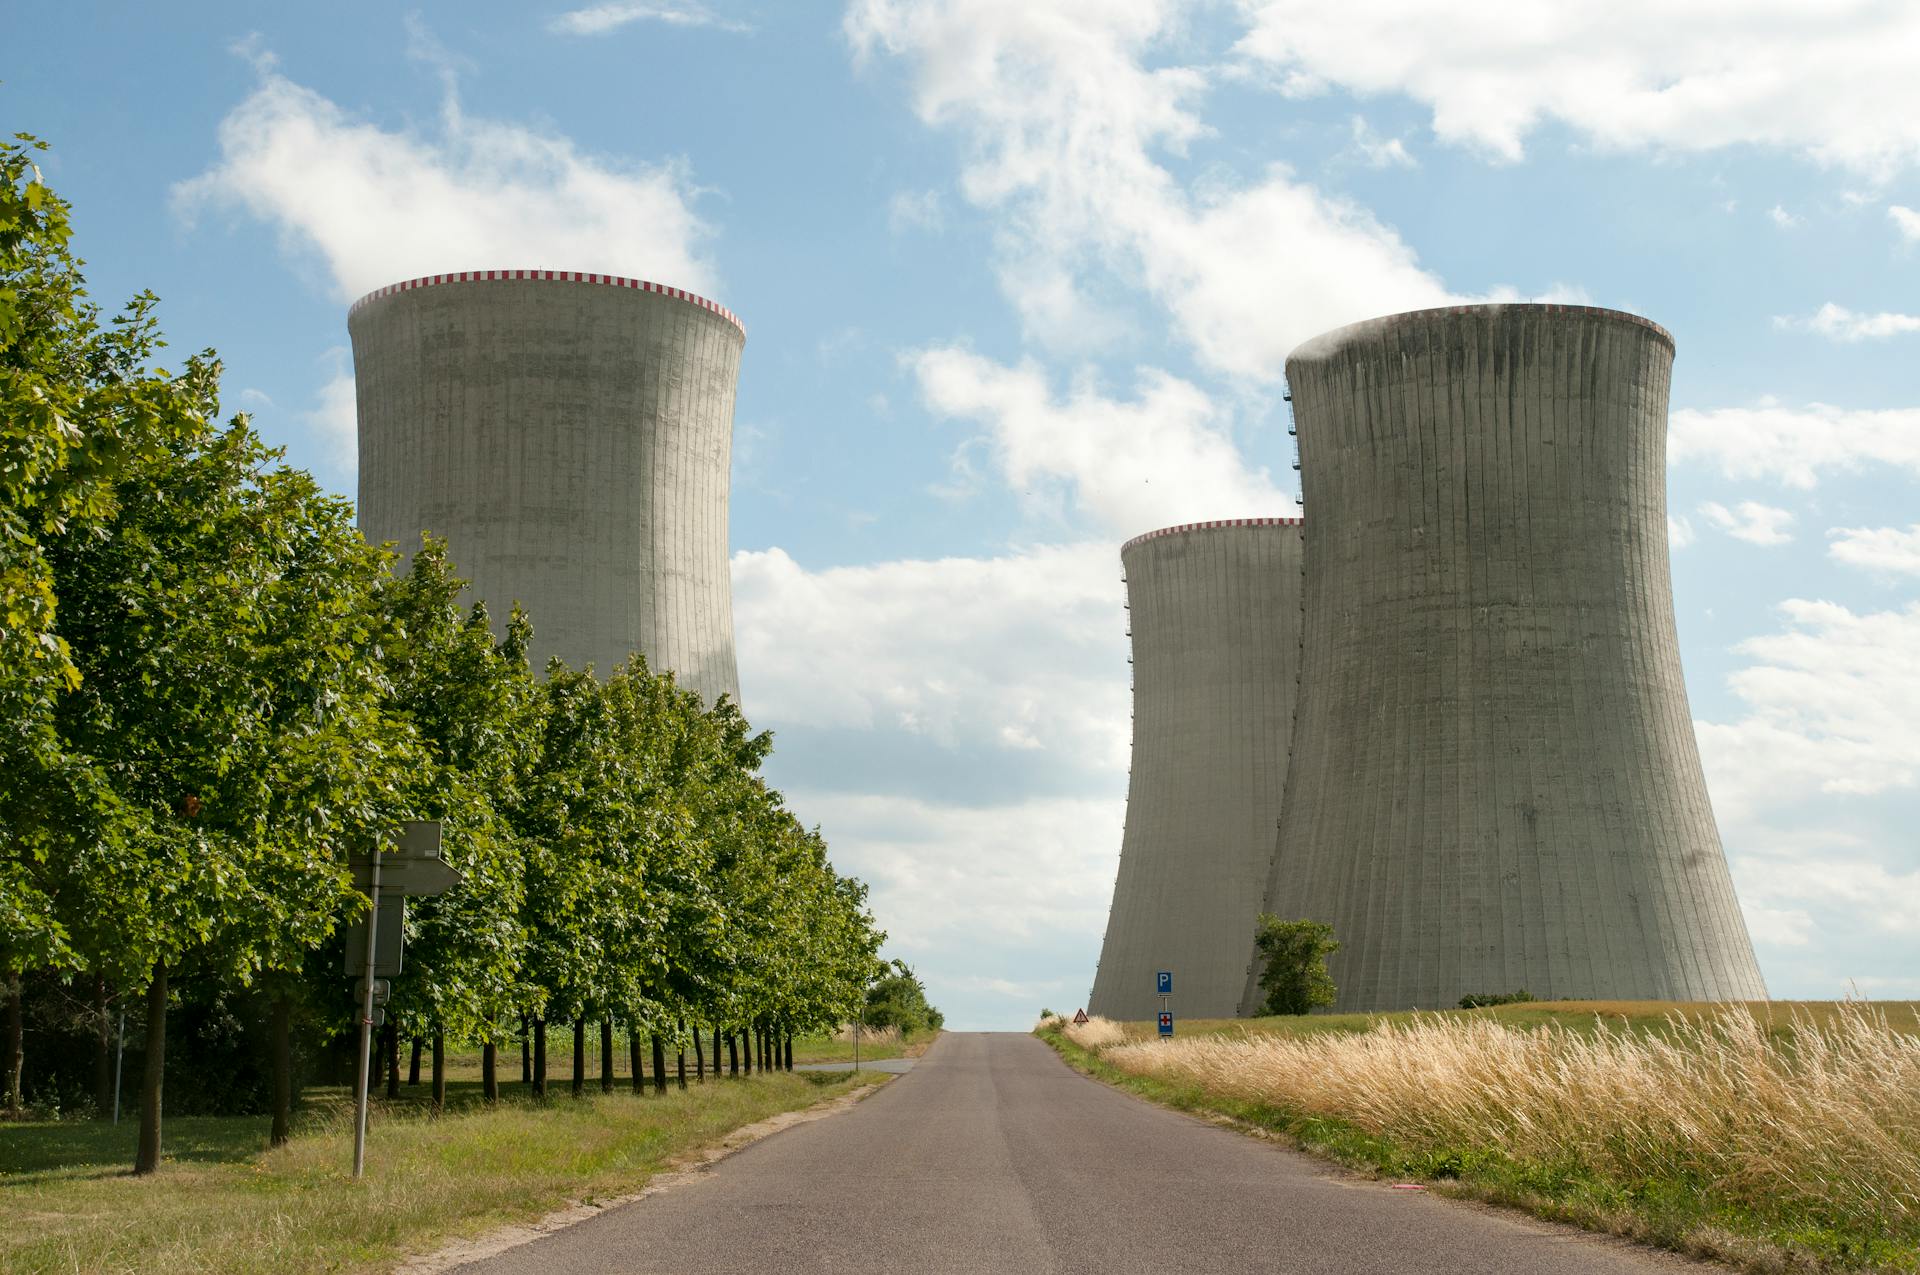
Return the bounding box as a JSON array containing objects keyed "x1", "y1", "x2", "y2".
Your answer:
[
  {"x1": 2, "y1": 1069, "x2": 885, "y2": 1275},
  {"x1": 1039, "y1": 1004, "x2": 1919, "y2": 1274}
]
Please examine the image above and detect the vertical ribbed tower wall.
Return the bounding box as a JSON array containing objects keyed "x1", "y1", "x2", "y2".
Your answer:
[
  {"x1": 1259, "y1": 304, "x2": 1765, "y2": 1012},
  {"x1": 351, "y1": 270, "x2": 743, "y2": 705},
  {"x1": 1089, "y1": 519, "x2": 1305, "y2": 1022}
]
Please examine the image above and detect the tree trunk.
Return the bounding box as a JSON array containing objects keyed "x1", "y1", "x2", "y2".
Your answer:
[
  {"x1": 520, "y1": 1013, "x2": 531, "y2": 1084},
  {"x1": 692, "y1": 1024, "x2": 705, "y2": 1081},
  {"x1": 384, "y1": 1021, "x2": 401, "y2": 1100},
  {"x1": 4, "y1": 965, "x2": 22, "y2": 1114},
  {"x1": 269, "y1": 992, "x2": 293, "y2": 1147},
  {"x1": 650, "y1": 1033, "x2": 667, "y2": 1095},
  {"x1": 571, "y1": 1017, "x2": 585, "y2": 1097},
  {"x1": 600, "y1": 1020, "x2": 614, "y2": 1093},
  {"x1": 532, "y1": 1017, "x2": 547, "y2": 1098},
  {"x1": 93, "y1": 973, "x2": 113, "y2": 1118},
  {"x1": 629, "y1": 1028, "x2": 644, "y2": 1094},
  {"x1": 785, "y1": 1031, "x2": 794, "y2": 1072},
  {"x1": 133, "y1": 963, "x2": 167, "y2": 1175},
  {"x1": 711, "y1": 1024, "x2": 721, "y2": 1076},
  {"x1": 727, "y1": 1031, "x2": 739, "y2": 1076},
  {"x1": 431, "y1": 1025, "x2": 446, "y2": 1111},
  {"x1": 676, "y1": 1030, "x2": 687, "y2": 1090},
  {"x1": 482, "y1": 1040, "x2": 499, "y2": 1103},
  {"x1": 408, "y1": 1035, "x2": 423, "y2": 1086}
]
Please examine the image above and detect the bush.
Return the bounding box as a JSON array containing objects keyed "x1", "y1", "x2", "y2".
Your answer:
[
  {"x1": 1253, "y1": 916, "x2": 1339, "y2": 1015},
  {"x1": 1458, "y1": 991, "x2": 1535, "y2": 1009}
]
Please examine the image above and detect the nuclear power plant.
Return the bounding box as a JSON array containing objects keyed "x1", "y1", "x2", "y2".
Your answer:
[
  {"x1": 1088, "y1": 519, "x2": 1305, "y2": 1022},
  {"x1": 1092, "y1": 303, "x2": 1766, "y2": 1017},
  {"x1": 351, "y1": 270, "x2": 744, "y2": 705}
]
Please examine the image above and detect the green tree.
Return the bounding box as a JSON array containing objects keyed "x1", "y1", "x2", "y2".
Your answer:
[
  {"x1": 1253, "y1": 916, "x2": 1340, "y2": 1016},
  {"x1": 863, "y1": 960, "x2": 942, "y2": 1039}
]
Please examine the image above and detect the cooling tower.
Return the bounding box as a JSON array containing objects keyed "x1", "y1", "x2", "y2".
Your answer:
[
  {"x1": 1253, "y1": 304, "x2": 1766, "y2": 1013},
  {"x1": 351, "y1": 270, "x2": 743, "y2": 705},
  {"x1": 1089, "y1": 519, "x2": 1305, "y2": 1022}
]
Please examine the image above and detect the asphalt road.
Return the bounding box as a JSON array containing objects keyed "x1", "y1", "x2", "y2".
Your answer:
[{"x1": 453, "y1": 1032, "x2": 1700, "y2": 1274}]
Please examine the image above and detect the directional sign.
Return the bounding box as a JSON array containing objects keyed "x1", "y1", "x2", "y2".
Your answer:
[
  {"x1": 1156, "y1": 970, "x2": 1173, "y2": 995},
  {"x1": 344, "y1": 896, "x2": 406, "y2": 977},
  {"x1": 1157, "y1": 1011, "x2": 1174, "y2": 1037},
  {"x1": 349, "y1": 820, "x2": 460, "y2": 897}
]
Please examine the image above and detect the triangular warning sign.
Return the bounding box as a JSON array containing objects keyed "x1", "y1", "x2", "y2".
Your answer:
[{"x1": 1073, "y1": 1008, "x2": 1089, "y2": 1024}]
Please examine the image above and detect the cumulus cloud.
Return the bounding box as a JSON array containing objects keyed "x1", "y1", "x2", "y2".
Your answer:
[
  {"x1": 907, "y1": 347, "x2": 1288, "y2": 536},
  {"x1": 1698, "y1": 500, "x2": 1794, "y2": 546},
  {"x1": 887, "y1": 188, "x2": 945, "y2": 235},
  {"x1": 1669, "y1": 398, "x2": 1920, "y2": 488},
  {"x1": 300, "y1": 348, "x2": 359, "y2": 478},
  {"x1": 1775, "y1": 303, "x2": 1920, "y2": 341},
  {"x1": 1234, "y1": 0, "x2": 1920, "y2": 177},
  {"x1": 845, "y1": 0, "x2": 1451, "y2": 379},
  {"x1": 1828, "y1": 523, "x2": 1920, "y2": 576},
  {"x1": 1697, "y1": 599, "x2": 1920, "y2": 830},
  {"x1": 1767, "y1": 205, "x2": 1802, "y2": 230},
  {"x1": 1349, "y1": 116, "x2": 1416, "y2": 168},
  {"x1": 1668, "y1": 515, "x2": 1695, "y2": 549},
  {"x1": 548, "y1": 2, "x2": 752, "y2": 35},
  {"x1": 1891, "y1": 204, "x2": 1920, "y2": 243},
  {"x1": 176, "y1": 59, "x2": 715, "y2": 300},
  {"x1": 732, "y1": 542, "x2": 1130, "y2": 771}
]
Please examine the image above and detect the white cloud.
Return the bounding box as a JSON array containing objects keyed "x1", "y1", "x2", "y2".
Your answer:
[
  {"x1": 1698, "y1": 500, "x2": 1794, "y2": 546},
  {"x1": 1767, "y1": 204, "x2": 1802, "y2": 229},
  {"x1": 1828, "y1": 523, "x2": 1920, "y2": 576},
  {"x1": 1349, "y1": 116, "x2": 1416, "y2": 168},
  {"x1": 1697, "y1": 599, "x2": 1920, "y2": 828},
  {"x1": 1736, "y1": 852, "x2": 1920, "y2": 938},
  {"x1": 887, "y1": 188, "x2": 945, "y2": 234},
  {"x1": 548, "y1": 2, "x2": 752, "y2": 35},
  {"x1": 177, "y1": 62, "x2": 715, "y2": 301},
  {"x1": 1668, "y1": 515, "x2": 1695, "y2": 549},
  {"x1": 1669, "y1": 398, "x2": 1920, "y2": 489},
  {"x1": 1776, "y1": 302, "x2": 1920, "y2": 341},
  {"x1": 1891, "y1": 204, "x2": 1920, "y2": 243},
  {"x1": 1235, "y1": 0, "x2": 1920, "y2": 177},
  {"x1": 907, "y1": 347, "x2": 1288, "y2": 535},
  {"x1": 732, "y1": 542, "x2": 1129, "y2": 770},
  {"x1": 301, "y1": 348, "x2": 359, "y2": 478},
  {"x1": 845, "y1": 0, "x2": 1451, "y2": 379}
]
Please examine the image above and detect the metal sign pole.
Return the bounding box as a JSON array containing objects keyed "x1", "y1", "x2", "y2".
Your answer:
[{"x1": 352, "y1": 856, "x2": 382, "y2": 1180}]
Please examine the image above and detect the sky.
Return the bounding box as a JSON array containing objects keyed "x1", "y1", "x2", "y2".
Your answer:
[{"x1": 13, "y1": 1, "x2": 1920, "y2": 1030}]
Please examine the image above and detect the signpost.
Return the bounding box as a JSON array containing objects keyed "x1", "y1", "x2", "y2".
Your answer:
[
  {"x1": 1158, "y1": 1011, "x2": 1174, "y2": 1037},
  {"x1": 1156, "y1": 970, "x2": 1173, "y2": 1039},
  {"x1": 350, "y1": 821, "x2": 457, "y2": 1180}
]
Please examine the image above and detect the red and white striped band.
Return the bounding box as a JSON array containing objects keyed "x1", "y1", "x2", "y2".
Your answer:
[
  {"x1": 348, "y1": 270, "x2": 745, "y2": 338},
  {"x1": 1122, "y1": 517, "x2": 1304, "y2": 552}
]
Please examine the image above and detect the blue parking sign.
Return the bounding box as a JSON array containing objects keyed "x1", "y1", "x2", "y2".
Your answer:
[
  {"x1": 1158, "y1": 1011, "x2": 1174, "y2": 1036},
  {"x1": 1156, "y1": 970, "x2": 1172, "y2": 995}
]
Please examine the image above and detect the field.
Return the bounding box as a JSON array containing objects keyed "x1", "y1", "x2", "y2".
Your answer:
[
  {"x1": 1, "y1": 1042, "x2": 888, "y2": 1275},
  {"x1": 1042, "y1": 1001, "x2": 1920, "y2": 1273}
]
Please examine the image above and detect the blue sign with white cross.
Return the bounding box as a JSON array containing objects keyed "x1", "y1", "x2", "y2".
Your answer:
[
  {"x1": 1158, "y1": 1011, "x2": 1174, "y2": 1036},
  {"x1": 1156, "y1": 970, "x2": 1172, "y2": 995}
]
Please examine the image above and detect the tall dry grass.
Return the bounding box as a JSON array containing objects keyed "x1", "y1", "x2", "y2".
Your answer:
[
  {"x1": 1098, "y1": 1003, "x2": 1920, "y2": 1238},
  {"x1": 1064, "y1": 1015, "x2": 1130, "y2": 1051}
]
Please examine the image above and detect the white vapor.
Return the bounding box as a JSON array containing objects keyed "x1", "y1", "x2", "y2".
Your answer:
[
  {"x1": 177, "y1": 57, "x2": 716, "y2": 300},
  {"x1": 549, "y1": 2, "x2": 752, "y2": 35}
]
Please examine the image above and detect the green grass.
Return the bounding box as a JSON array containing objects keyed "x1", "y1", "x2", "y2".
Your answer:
[
  {"x1": 1041, "y1": 1004, "x2": 1920, "y2": 1274},
  {"x1": 2, "y1": 1068, "x2": 885, "y2": 1274},
  {"x1": 788, "y1": 1030, "x2": 937, "y2": 1065}
]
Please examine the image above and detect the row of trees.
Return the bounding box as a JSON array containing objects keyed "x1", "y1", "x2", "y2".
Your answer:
[{"x1": 0, "y1": 135, "x2": 888, "y2": 1170}]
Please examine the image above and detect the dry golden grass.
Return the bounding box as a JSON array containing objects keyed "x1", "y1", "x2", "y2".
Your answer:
[
  {"x1": 1097, "y1": 1002, "x2": 1920, "y2": 1242},
  {"x1": 1063, "y1": 1015, "x2": 1129, "y2": 1051}
]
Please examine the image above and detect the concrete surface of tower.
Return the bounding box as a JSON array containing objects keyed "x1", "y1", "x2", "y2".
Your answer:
[
  {"x1": 1256, "y1": 304, "x2": 1766, "y2": 1013},
  {"x1": 351, "y1": 270, "x2": 743, "y2": 706},
  {"x1": 1089, "y1": 519, "x2": 1305, "y2": 1022}
]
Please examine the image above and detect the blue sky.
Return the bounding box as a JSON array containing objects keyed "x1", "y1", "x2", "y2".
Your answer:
[{"x1": 15, "y1": 1, "x2": 1920, "y2": 1029}]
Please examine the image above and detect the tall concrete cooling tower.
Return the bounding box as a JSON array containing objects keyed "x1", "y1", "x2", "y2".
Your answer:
[
  {"x1": 1256, "y1": 304, "x2": 1766, "y2": 1012},
  {"x1": 1089, "y1": 518, "x2": 1305, "y2": 1022},
  {"x1": 351, "y1": 270, "x2": 743, "y2": 705}
]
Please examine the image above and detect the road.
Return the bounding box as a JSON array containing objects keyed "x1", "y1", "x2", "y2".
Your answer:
[{"x1": 453, "y1": 1032, "x2": 1699, "y2": 1274}]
